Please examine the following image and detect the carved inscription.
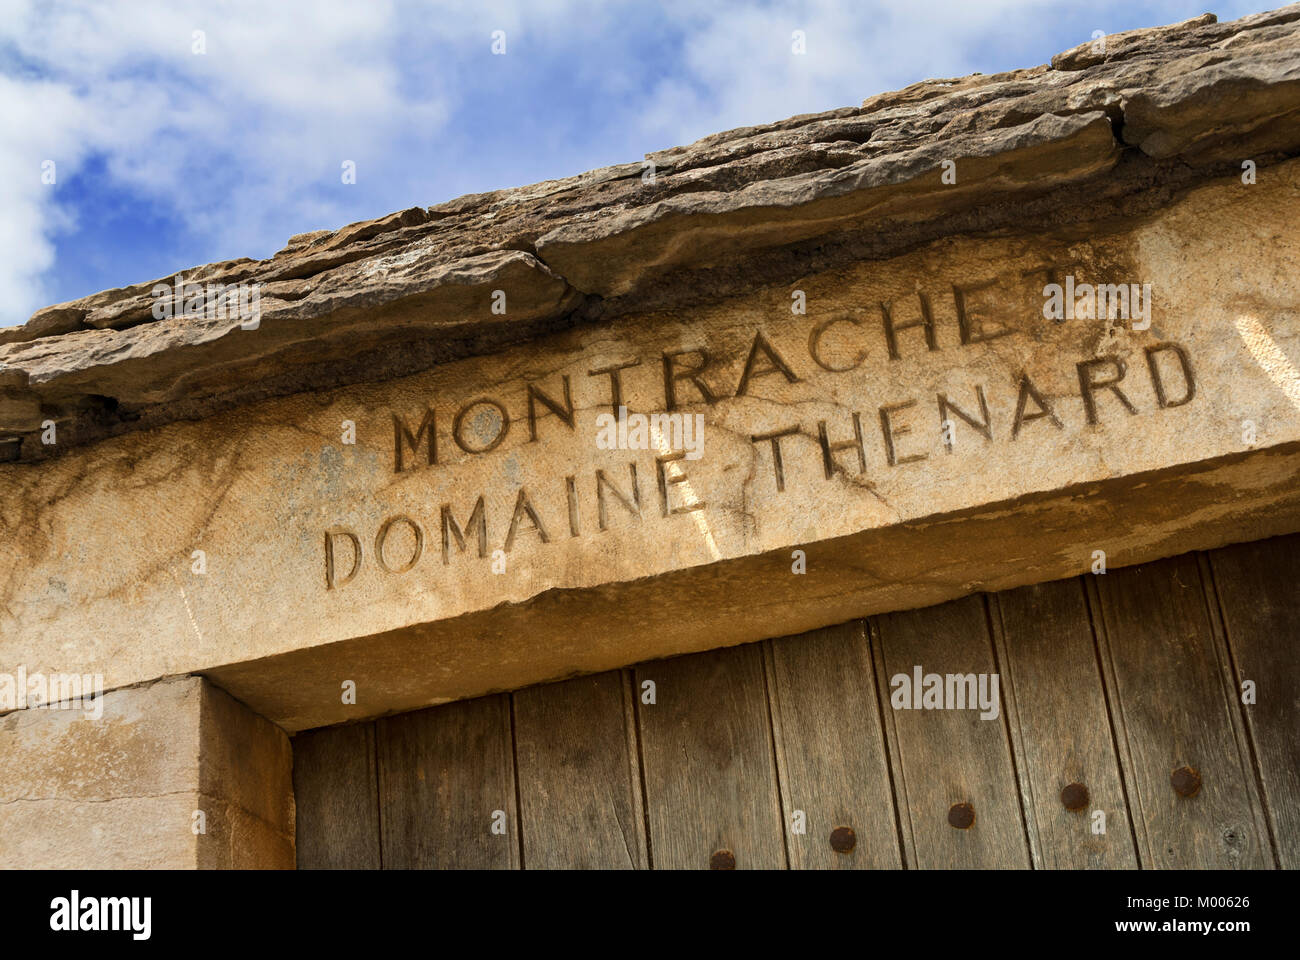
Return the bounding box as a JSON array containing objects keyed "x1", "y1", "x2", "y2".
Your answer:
[{"x1": 324, "y1": 272, "x2": 1198, "y2": 589}]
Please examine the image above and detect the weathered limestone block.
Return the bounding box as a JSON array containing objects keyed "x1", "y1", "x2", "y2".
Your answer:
[
  {"x1": 0, "y1": 677, "x2": 293, "y2": 868},
  {"x1": 2, "y1": 154, "x2": 1298, "y2": 730}
]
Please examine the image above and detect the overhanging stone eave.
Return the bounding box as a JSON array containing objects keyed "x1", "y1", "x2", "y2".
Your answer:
[{"x1": 0, "y1": 134, "x2": 1288, "y2": 466}]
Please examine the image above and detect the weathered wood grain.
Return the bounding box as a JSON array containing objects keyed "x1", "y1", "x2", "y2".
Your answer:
[
  {"x1": 1207, "y1": 533, "x2": 1300, "y2": 867},
  {"x1": 993, "y1": 579, "x2": 1139, "y2": 868},
  {"x1": 294, "y1": 538, "x2": 1299, "y2": 870},
  {"x1": 872, "y1": 595, "x2": 1031, "y2": 869},
  {"x1": 376, "y1": 695, "x2": 519, "y2": 869},
  {"x1": 635, "y1": 644, "x2": 786, "y2": 870},
  {"x1": 766, "y1": 623, "x2": 902, "y2": 869},
  {"x1": 1092, "y1": 554, "x2": 1270, "y2": 868},
  {"x1": 292, "y1": 722, "x2": 382, "y2": 869},
  {"x1": 512, "y1": 670, "x2": 648, "y2": 869}
]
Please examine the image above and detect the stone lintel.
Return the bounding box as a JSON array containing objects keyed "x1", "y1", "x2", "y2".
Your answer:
[
  {"x1": 2, "y1": 159, "x2": 1297, "y2": 730},
  {"x1": 207, "y1": 441, "x2": 1300, "y2": 731}
]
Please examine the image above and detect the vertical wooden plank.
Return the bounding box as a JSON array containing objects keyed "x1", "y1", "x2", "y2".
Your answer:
[
  {"x1": 873, "y1": 594, "x2": 1031, "y2": 869},
  {"x1": 292, "y1": 722, "x2": 382, "y2": 869},
  {"x1": 766, "y1": 622, "x2": 903, "y2": 869},
  {"x1": 1092, "y1": 553, "x2": 1270, "y2": 869},
  {"x1": 636, "y1": 643, "x2": 786, "y2": 870},
  {"x1": 376, "y1": 694, "x2": 519, "y2": 869},
  {"x1": 869, "y1": 620, "x2": 918, "y2": 869},
  {"x1": 512, "y1": 670, "x2": 648, "y2": 869},
  {"x1": 984, "y1": 597, "x2": 1046, "y2": 871},
  {"x1": 1207, "y1": 533, "x2": 1300, "y2": 867},
  {"x1": 992, "y1": 579, "x2": 1139, "y2": 868}
]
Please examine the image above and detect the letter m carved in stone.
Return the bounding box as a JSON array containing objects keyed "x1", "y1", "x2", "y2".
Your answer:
[{"x1": 393, "y1": 409, "x2": 437, "y2": 473}]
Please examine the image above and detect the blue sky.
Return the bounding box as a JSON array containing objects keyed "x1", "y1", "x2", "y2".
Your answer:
[{"x1": 0, "y1": 0, "x2": 1279, "y2": 326}]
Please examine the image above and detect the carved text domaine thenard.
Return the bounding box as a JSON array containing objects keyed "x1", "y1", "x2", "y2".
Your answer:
[{"x1": 321, "y1": 276, "x2": 1196, "y2": 589}]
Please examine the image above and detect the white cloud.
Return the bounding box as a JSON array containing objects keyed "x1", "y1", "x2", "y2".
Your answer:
[
  {"x1": 636, "y1": 0, "x2": 1103, "y2": 146},
  {"x1": 0, "y1": 71, "x2": 92, "y2": 320},
  {"x1": 0, "y1": 0, "x2": 445, "y2": 322}
]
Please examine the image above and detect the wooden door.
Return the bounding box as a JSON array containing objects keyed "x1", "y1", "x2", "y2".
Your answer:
[{"x1": 293, "y1": 533, "x2": 1297, "y2": 868}]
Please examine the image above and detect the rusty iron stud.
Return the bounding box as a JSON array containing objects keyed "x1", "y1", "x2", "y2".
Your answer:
[
  {"x1": 947, "y1": 802, "x2": 976, "y2": 829},
  {"x1": 829, "y1": 826, "x2": 857, "y2": 853},
  {"x1": 709, "y1": 849, "x2": 736, "y2": 870},
  {"x1": 1061, "y1": 782, "x2": 1090, "y2": 812},
  {"x1": 1171, "y1": 765, "x2": 1202, "y2": 798}
]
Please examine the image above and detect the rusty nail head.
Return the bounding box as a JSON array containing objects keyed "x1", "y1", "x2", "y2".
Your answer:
[
  {"x1": 947, "y1": 802, "x2": 975, "y2": 829},
  {"x1": 1171, "y1": 765, "x2": 1202, "y2": 798},
  {"x1": 710, "y1": 849, "x2": 736, "y2": 870},
  {"x1": 829, "y1": 826, "x2": 856, "y2": 853},
  {"x1": 1061, "y1": 782, "x2": 1090, "y2": 811}
]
